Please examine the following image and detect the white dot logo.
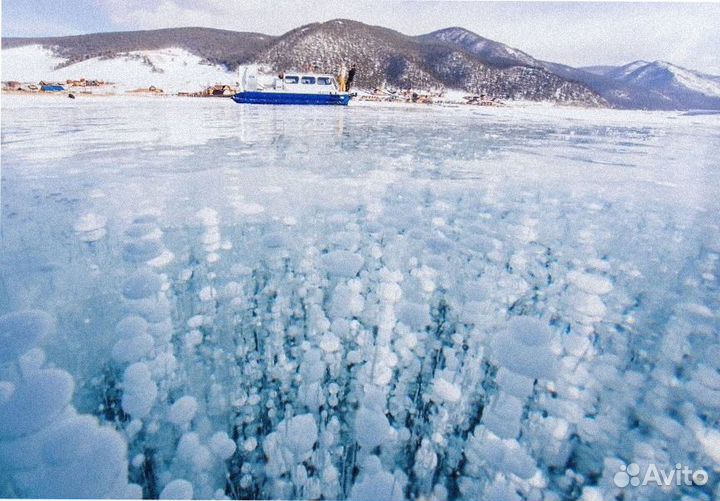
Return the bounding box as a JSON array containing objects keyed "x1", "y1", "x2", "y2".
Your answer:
[
  {"x1": 613, "y1": 471, "x2": 629, "y2": 488},
  {"x1": 614, "y1": 462, "x2": 709, "y2": 488},
  {"x1": 692, "y1": 469, "x2": 709, "y2": 486},
  {"x1": 614, "y1": 463, "x2": 641, "y2": 488}
]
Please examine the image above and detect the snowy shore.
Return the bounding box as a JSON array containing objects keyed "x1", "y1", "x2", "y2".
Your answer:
[{"x1": 2, "y1": 88, "x2": 598, "y2": 109}]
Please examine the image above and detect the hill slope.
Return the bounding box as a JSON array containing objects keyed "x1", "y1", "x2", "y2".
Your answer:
[
  {"x1": 584, "y1": 60, "x2": 720, "y2": 108},
  {"x1": 1, "y1": 21, "x2": 603, "y2": 104},
  {"x1": 2, "y1": 27, "x2": 273, "y2": 70},
  {"x1": 11, "y1": 21, "x2": 718, "y2": 109},
  {"x1": 253, "y1": 20, "x2": 603, "y2": 104},
  {"x1": 417, "y1": 27, "x2": 540, "y2": 68},
  {"x1": 421, "y1": 28, "x2": 720, "y2": 110},
  {"x1": 1, "y1": 44, "x2": 237, "y2": 92}
]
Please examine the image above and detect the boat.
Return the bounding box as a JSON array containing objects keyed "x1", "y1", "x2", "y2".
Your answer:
[{"x1": 232, "y1": 67, "x2": 352, "y2": 106}]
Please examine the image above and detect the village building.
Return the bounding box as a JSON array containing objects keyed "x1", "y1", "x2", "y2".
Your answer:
[
  {"x1": 205, "y1": 84, "x2": 235, "y2": 96},
  {"x1": 2, "y1": 81, "x2": 22, "y2": 91}
]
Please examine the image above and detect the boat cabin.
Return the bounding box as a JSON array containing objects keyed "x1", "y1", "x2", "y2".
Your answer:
[
  {"x1": 274, "y1": 74, "x2": 341, "y2": 94},
  {"x1": 240, "y1": 67, "x2": 343, "y2": 94}
]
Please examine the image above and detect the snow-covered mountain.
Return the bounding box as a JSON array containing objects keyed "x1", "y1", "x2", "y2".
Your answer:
[
  {"x1": 252, "y1": 20, "x2": 603, "y2": 104},
  {"x1": 2, "y1": 27, "x2": 272, "y2": 70},
  {"x1": 1, "y1": 21, "x2": 603, "y2": 105},
  {"x1": 583, "y1": 60, "x2": 720, "y2": 108},
  {"x1": 420, "y1": 28, "x2": 720, "y2": 110},
  {"x1": 417, "y1": 27, "x2": 541, "y2": 68},
  {"x1": 3, "y1": 22, "x2": 719, "y2": 108},
  {"x1": 584, "y1": 60, "x2": 650, "y2": 80}
]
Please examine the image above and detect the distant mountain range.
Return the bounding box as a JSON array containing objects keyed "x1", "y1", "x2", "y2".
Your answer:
[
  {"x1": 424, "y1": 27, "x2": 720, "y2": 110},
  {"x1": 582, "y1": 60, "x2": 720, "y2": 110},
  {"x1": 3, "y1": 20, "x2": 720, "y2": 109}
]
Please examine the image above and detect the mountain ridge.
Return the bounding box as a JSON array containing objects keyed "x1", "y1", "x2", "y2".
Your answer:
[
  {"x1": 581, "y1": 60, "x2": 720, "y2": 109},
  {"x1": 2, "y1": 27, "x2": 274, "y2": 70},
  {"x1": 3, "y1": 21, "x2": 719, "y2": 109},
  {"x1": 419, "y1": 27, "x2": 720, "y2": 110}
]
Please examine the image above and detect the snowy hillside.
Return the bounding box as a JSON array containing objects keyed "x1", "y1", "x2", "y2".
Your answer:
[
  {"x1": 418, "y1": 31, "x2": 720, "y2": 110},
  {"x1": 584, "y1": 60, "x2": 650, "y2": 80},
  {"x1": 1, "y1": 22, "x2": 604, "y2": 105},
  {"x1": 3, "y1": 21, "x2": 719, "y2": 108},
  {"x1": 586, "y1": 60, "x2": 720, "y2": 97},
  {"x1": 1, "y1": 45, "x2": 237, "y2": 93},
  {"x1": 419, "y1": 27, "x2": 540, "y2": 68},
  {"x1": 1, "y1": 27, "x2": 273, "y2": 70},
  {"x1": 252, "y1": 20, "x2": 603, "y2": 105},
  {"x1": 623, "y1": 61, "x2": 720, "y2": 97},
  {"x1": 581, "y1": 60, "x2": 720, "y2": 109}
]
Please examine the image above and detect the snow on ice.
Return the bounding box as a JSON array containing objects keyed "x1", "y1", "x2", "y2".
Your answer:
[{"x1": 1, "y1": 96, "x2": 719, "y2": 500}]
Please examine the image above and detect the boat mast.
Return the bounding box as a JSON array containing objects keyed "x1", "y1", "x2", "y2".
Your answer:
[{"x1": 275, "y1": 47, "x2": 285, "y2": 90}]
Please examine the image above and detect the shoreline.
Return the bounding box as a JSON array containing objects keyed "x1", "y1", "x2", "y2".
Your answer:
[
  {"x1": 5, "y1": 89, "x2": 716, "y2": 118},
  {"x1": 0, "y1": 88, "x2": 608, "y2": 111}
]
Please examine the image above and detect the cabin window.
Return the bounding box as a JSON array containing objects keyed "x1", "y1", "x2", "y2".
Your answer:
[
  {"x1": 317, "y1": 77, "x2": 332, "y2": 85},
  {"x1": 301, "y1": 76, "x2": 316, "y2": 85},
  {"x1": 284, "y1": 75, "x2": 299, "y2": 84}
]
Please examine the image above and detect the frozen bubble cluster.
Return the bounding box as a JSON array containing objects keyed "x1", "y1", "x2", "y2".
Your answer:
[
  {"x1": 0, "y1": 311, "x2": 136, "y2": 498},
  {"x1": 2, "y1": 99, "x2": 720, "y2": 499}
]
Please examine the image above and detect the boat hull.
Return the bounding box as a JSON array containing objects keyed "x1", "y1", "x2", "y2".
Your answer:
[{"x1": 232, "y1": 91, "x2": 351, "y2": 106}]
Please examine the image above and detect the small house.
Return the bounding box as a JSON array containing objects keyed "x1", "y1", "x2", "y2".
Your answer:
[
  {"x1": 3, "y1": 81, "x2": 22, "y2": 90},
  {"x1": 206, "y1": 84, "x2": 235, "y2": 96}
]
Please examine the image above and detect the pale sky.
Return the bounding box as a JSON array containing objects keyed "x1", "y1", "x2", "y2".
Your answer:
[{"x1": 2, "y1": 1, "x2": 719, "y2": 73}]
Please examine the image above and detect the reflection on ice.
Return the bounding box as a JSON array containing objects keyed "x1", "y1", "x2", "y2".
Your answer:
[{"x1": 1, "y1": 96, "x2": 719, "y2": 500}]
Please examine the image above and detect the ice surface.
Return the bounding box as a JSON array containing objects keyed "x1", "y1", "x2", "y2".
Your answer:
[
  {"x1": 0, "y1": 310, "x2": 55, "y2": 362},
  {"x1": 122, "y1": 269, "x2": 164, "y2": 300},
  {"x1": 111, "y1": 333, "x2": 154, "y2": 363},
  {"x1": 1, "y1": 97, "x2": 719, "y2": 500},
  {"x1": 0, "y1": 369, "x2": 74, "y2": 439},
  {"x1": 74, "y1": 213, "x2": 108, "y2": 242},
  {"x1": 491, "y1": 316, "x2": 558, "y2": 380},
  {"x1": 29, "y1": 416, "x2": 129, "y2": 498},
  {"x1": 0, "y1": 342, "x2": 131, "y2": 500},
  {"x1": 160, "y1": 479, "x2": 194, "y2": 500},
  {"x1": 430, "y1": 377, "x2": 462, "y2": 404},
  {"x1": 350, "y1": 455, "x2": 405, "y2": 501},
  {"x1": 209, "y1": 431, "x2": 237, "y2": 460},
  {"x1": 495, "y1": 368, "x2": 535, "y2": 399},
  {"x1": 322, "y1": 250, "x2": 364, "y2": 277},
  {"x1": 176, "y1": 432, "x2": 212, "y2": 471},
  {"x1": 168, "y1": 396, "x2": 198, "y2": 426},
  {"x1": 121, "y1": 362, "x2": 157, "y2": 419},
  {"x1": 567, "y1": 270, "x2": 613, "y2": 295},
  {"x1": 123, "y1": 240, "x2": 164, "y2": 263},
  {"x1": 277, "y1": 414, "x2": 318, "y2": 459},
  {"x1": 115, "y1": 316, "x2": 150, "y2": 338},
  {"x1": 263, "y1": 414, "x2": 319, "y2": 478},
  {"x1": 354, "y1": 407, "x2": 392, "y2": 449}
]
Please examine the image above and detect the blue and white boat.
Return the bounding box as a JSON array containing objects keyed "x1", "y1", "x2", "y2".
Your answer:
[{"x1": 232, "y1": 67, "x2": 352, "y2": 106}]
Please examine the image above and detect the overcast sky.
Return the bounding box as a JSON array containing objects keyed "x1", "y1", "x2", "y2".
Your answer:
[{"x1": 3, "y1": 1, "x2": 719, "y2": 73}]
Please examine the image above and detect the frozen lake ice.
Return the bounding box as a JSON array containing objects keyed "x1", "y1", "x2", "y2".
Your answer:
[{"x1": 1, "y1": 95, "x2": 719, "y2": 500}]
